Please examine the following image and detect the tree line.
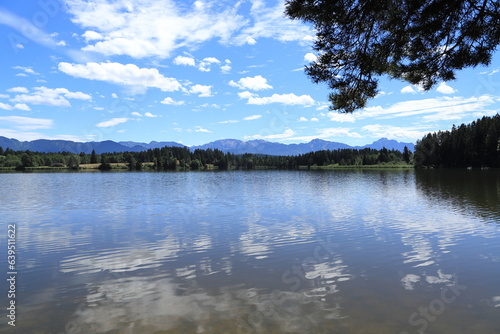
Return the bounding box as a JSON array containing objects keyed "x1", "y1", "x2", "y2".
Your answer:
[
  {"x1": 0, "y1": 145, "x2": 412, "y2": 171},
  {"x1": 415, "y1": 114, "x2": 500, "y2": 168}
]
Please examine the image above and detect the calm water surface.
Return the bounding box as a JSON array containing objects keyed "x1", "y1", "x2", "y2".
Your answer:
[{"x1": 1, "y1": 169, "x2": 499, "y2": 333}]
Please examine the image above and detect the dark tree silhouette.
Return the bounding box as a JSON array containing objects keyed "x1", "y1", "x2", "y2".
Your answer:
[{"x1": 286, "y1": 0, "x2": 500, "y2": 112}]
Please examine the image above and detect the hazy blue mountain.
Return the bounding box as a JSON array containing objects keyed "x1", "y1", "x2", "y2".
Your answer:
[
  {"x1": 0, "y1": 136, "x2": 414, "y2": 155},
  {"x1": 191, "y1": 138, "x2": 414, "y2": 155},
  {"x1": 362, "y1": 138, "x2": 414, "y2": 152},
  {"x1": 118, "y1": 141, "x2": 185, "y2": 150}
]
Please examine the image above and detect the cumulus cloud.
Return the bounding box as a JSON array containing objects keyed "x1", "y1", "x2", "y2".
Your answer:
[
  {"x1": 173, "y1": 55, "x2": 196, "y2": 67},
  {"x1": 161, "y1": 97, "x2": 185, "y2": 105},
  {"x1": 82, "y1": 30, "x2": 104, "y2": 42},
  {"x1": 189, "y1": 84, "x2": 212, "y2": 97},
  {"x1": 436, "y1": 82, "x2": 457, "y2": 94},
  {"x1": 220, "y1": 59, "x2": 232, "y2": 73},
  {"x1": 64, "y1": 0, "x2": 313, "y2": 58},
  {"x1": 144, "y1": 112, "x2": 158, "y2": 117},
  {"x1": 304, "y1": 53, "x2": 317, "y2": 62},
  {"x1": 229, "y1": 75, "x2": 272, "y2": 91},
  {"x1": 198, "y1": 57, "x2": 221, "y2": 72},
  {"x1": 58, "y1": 62, "x2": 182, "y2": 92},
  {"x1": 96, "y1": 118, "x2": 130, "y2": 128},
  {"x1": 238, "y1": 91, "x2": 315, "y2": 106},
  {"x1": 10, "y1": 87, "x2": 91, "y2": 107},
  {"x1": 194, "y1": 126, "x2": 211, "y2": 133},
  {"x1": 7, "y1": 87, "x2": 29, "y2": 93},
  {"x1": 13, "y1": 103, "x2": 31, "y2": 111},
  {"x1": 401, "y1": 85, "x2": 417, "y2": 94},
  {"x1": 65, "y1": 0, "x2": 245, "y2": 58}
]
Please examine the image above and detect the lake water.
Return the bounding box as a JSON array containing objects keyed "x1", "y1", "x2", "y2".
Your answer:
[{"x1": 1, "y1": 169, "x2": 499, "y2": 334}]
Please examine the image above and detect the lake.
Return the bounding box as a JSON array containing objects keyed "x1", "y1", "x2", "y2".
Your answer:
[{"x1": 1, "y1": 169, "x2": 499, "y2": 333}]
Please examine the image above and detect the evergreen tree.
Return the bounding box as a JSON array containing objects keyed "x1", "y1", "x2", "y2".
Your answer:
[
  {"x1": 90, "y1": 149, "x2": 98, "y2": 164},
  {"x1": 286, "y1": 0, "x2": 500, "y2": 112}
]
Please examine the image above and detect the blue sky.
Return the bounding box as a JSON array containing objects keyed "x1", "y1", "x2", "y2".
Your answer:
[{"x1": 1, "y1": 0, "x2": 500, "y2": 146}]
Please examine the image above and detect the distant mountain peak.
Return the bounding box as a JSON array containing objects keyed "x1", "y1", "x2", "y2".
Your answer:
[{"x1": 0, "y1": 136, "x2": 415, "y2": 156}]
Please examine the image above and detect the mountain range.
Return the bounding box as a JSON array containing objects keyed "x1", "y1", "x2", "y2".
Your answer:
[{"x1": 0, "y1": 136, "x2": 414, "y2": 156}]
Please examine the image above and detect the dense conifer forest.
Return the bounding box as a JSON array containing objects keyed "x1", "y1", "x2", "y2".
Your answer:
[
  {"x1": 415, "y1": 114, "x2": 500, "y2": 168},
  {"x1": 2, "y1": 114, "x2": 499, "y2": 171},
  {"x1": 0, "y1": 145, "x2": 411, "y2": 171}
]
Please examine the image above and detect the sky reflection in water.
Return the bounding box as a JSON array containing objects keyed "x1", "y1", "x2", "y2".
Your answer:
[{"x1": 1, "y1": 170, "x2": 499, "y2": 333}]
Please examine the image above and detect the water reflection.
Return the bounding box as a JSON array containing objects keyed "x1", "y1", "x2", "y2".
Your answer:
[
  {"x1": 1, "y1": 170, "x2": 499, "y2": 333},
  {"x1": 415, "y1": 169, "x2": 500, "y2": 223}
]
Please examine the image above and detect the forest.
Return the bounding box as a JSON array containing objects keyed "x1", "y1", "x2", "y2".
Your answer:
[
  {"x1": 2, "y1": 114, "x2": 499, "y2": 171},
  {"x1": 0, "y1": 144, "x2": 412, "y2": 171},
  {"x1": 415, "y1": 114, "x2": 500, "y2": 168}
]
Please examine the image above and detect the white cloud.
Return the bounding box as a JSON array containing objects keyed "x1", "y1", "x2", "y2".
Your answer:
[
  {"x1": 327, "y1": 112, "x2": 356, "y2": 123},
  {"x1": 243, "y1": 114, "x2": 262, "y2": 121},
  {"x1": 0, "y1": 102, "x2": 13, "y2": 110},
  {"x1": 130, "y1": 112, "x2": 142, "y2": 116},
  {"x1": 219, "y1": 119, "x2": 239, "y2": 124},
  {"x1": 111, "y1": 93, "x2": 118, "y2": 99},
  {"x1": 10, "y1": 87, "x2": 91, "y2": 107},
  {"x1": 64, "y1": 0, "x2": 313, "y2": 59},
  {"x1": 65, "y1": 0, "x2": 246, "y2": 58},
  {"x1": 12, "y1": 66, "x2": 39, "y2": 75},
  {"x1": 189, "y1": 84, "x2": 212, "y2": 97},
  {"x1": 0, "y1": 116, "x2": 53, "y2": 130},
  {"x1": 7, "y1": 87, "x2": 29, "y2": 93},
  {"x1": 13, "y1": 103, "x2": 31, "y2": 111},
  {"x1": 0, "y1": 94, "x2": 9, "y2": 99},
  {"x1": 361, "y1": 124, "x2": 428, "y2": 141},
  {"x1": 194, "y1": 126, "x2": 211, "y2": 133},
  {"x1": 304, "y1": 53, "x2": 317, "y2": 62},
  {"x1": 246, "y1": 128, "x2": 296, "y2": 140},
  {"x1": 198, "y1": 57, "x2": 221, "y2": 72},
  {"x1": 436, "y1": 82, "x2": 457, "y2": 94},
  {"x1": 358, "y1": 95, "x2": 496, "y2": 121},
  {"x1": 58, "y1": 62, "x2": 182, "y2": 92},
  {"x1": 401, "y1": 85, "x2": 417, "y2": 94},
  {"x1": 234, "y1": 0, "x2": 314, "y2": 45},
  {"x1": 161, "y1": 97, "x2": 185, "y2": 105},
  {"x1": 282, "y1": 127, "x2": 363, "y2": 142},
  {"x1": 82, "y1": 30, "x2": 104, "y2": 42},
  {"x1": 96, "y1": 118, "x2": 130, "y2": 128},
  {"x1": 0, "y1": 9, "x2": 62, "y2": 49},
  {"x1": 202, "y1": 57, "x2": 220, "y2": 64},
  {"x1": 229, "y1": 75, "x2": 273, "y2": 91},
  {"x1": 238, "y1": 91, "x2": 315, "y2": 106},
  {"x1": 144, "y1": 112, "x2": 158, "y2": 118},
  {"x1": 220, "y1": 64, "x2": 232, "y2": 73},
  {"x1": 220, "y1": 59, "x2": 232, "y2": 73},
  {"x1": 298, "y1": 116, "x2": 319, "y2": 122},
  {"x1": 173, "y1": 55, "x2": 196, "y2": 67}
]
